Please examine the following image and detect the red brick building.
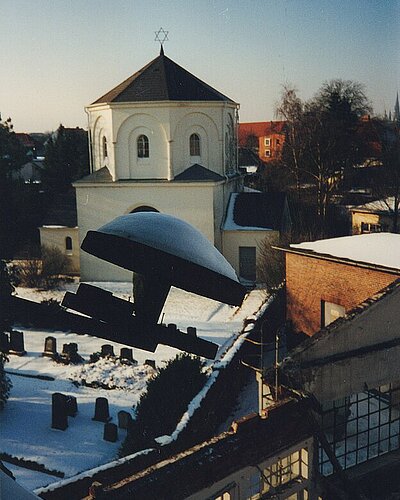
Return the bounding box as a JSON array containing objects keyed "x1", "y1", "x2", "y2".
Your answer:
[
  {"x1": 238, "y1": 121, "x2": 285, "y2": 163},
  {"x1": 281, "y1": 234, "x2": 400, "y2": 336}
]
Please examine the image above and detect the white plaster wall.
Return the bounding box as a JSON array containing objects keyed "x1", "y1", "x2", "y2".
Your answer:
[
  {"x1": 39, "y1": 227, "x2": 80, "y2": 274},
  {"x1": 87, "y1": 102, "x2": 238, "y2": 181},
  {"x1": 222, "y1": 230, "x2": 279, "y2": 281},
  {"x1": 89, "y1": 108, "x2": 115, "y2": 179},
  {"x1": 213, "y1": 179, "x2": 239, "y2": 249},
  {"x1": 75, "y1": 183, "x2": 217, "y2": 282},
  {"x1": 116, "y1": 112, "x2": 168, "y2": 179}
]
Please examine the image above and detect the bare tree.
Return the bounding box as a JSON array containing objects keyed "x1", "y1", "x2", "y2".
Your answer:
[
  {"x1": 275, "y1": 85, "x2": 305, "y2": 198},
  {"x1": 277, "y1": 80, "x2": 371, "y2": 233}
]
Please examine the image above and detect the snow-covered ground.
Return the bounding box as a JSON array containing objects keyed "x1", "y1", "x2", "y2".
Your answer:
[{"x1": 1, "y1": 283, "x2": 267, "y2": 492}]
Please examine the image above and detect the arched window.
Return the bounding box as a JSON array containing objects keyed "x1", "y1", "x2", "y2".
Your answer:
[
  {"x1": 102, "y1": 136, "x2": 108, "y2": 159},
  {"x1": 65, "y1": 236, "x2": 73, "y2": 252},
  {"x1": 137, "y1": 135, "x2": 149, "y2": 158},
  {"x1": 190, "y1": 133, "x2": 201, "y2": 156}
]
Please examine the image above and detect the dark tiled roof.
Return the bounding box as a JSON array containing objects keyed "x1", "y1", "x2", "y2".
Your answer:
[
  {"x1": 93, "y1": 50, "x2": 234, "y2": 104},
  {"x1": 174, "y1": 164, "x2": 224, "y2": 182},
  {"x1": 74, "y1": 166, "x2": 113, "y2": 183},
  {"x1": 42, "y1": 190, "x2": 77, "y2": 227},
  {"x1": 233, "y1": 192, "x2": 286, "y2": 229}
]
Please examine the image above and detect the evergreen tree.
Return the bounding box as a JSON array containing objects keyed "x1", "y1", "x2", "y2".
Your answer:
[
  {"x1": 0, "y1": 117, "x2": 26, "y2": 258},
  {"x1": 42, "y1": 125, "x2": 89, "y2": 193},
  {"x1": 120, "y1": 354, "x2": 207, "y2": 456}
]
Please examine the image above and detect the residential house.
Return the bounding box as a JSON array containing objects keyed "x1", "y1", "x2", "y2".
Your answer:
[
  {"x1": 39, "y1": 190, "x2": 79, "y2": 273},
  {"x1": 351, "y1": 196, "x2": 399, "y2": 234},
  {"x1": 12, "y1": 158, "x2": 43, "y2": 184},
  {"x1": 278, "y1": 278, "x2": 400, "y2": 496},
  {"x1": 238, "y1": 121, "x2": 286, "y2": 163},
  {"x1": 223, "y1": 192, "x2": 291, "y2": 282},
  {"x1": 279, "y1": 233, "x2": 400, "y2": 336}
]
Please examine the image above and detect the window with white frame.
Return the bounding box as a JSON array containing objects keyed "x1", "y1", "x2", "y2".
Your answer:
[
  {"x1": 360, "y1": 222, "x2": 387, "y2": 234},
  {"x1": 264, "y1": 149, "x2": 271, "y2": 158},
  {"x1": 137, "y1": 135, "x2": 149, "y2": 158},
  {"x1": 190, "y1": 133, "x2": 201, "y2": 156},
  {"x1": 321, "y1": 300, "x2": 345, "y2": 327},
  {"x1": 263, "y1": 448, "x2": 309, "y2": 493},
  {"x1": 264, "y1": 137, "x2": 271, "y2": 146},
  {"x1": 102, "y1": 136, "x2": 108, "y2": 159}
]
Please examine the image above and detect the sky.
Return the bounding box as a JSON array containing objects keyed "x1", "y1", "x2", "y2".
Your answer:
[{"x1": 1, "y1": 0, "x2": 399, "y2": 132}]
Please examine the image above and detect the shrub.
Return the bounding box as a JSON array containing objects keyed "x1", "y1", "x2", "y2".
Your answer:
[
  {"x1": 17, "y1": 245, "x2": 71, "y2": 288},
  {"x1": 257, "y1": 235, "x2": 289, "y2": 292},
  {"x1": 16, "y1": 258, "x2": 43, "y2": 288},
  {"x1": 41, "y1": 246, "x2": 70, "y2": 287},
  {"x1": 120, "y1": 354, "x2": 207, "y2": 456}
]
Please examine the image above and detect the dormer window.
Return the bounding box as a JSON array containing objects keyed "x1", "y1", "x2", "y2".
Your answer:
[
  {"x1": 190, "y1": 133, "x2": 201, "y2": 156},
  {"x1": 102, "y1": 136, "x2": 108, "y2": 159},
  {"x1": 137, "y1": 135, "x2": 149, "y2": 158}
]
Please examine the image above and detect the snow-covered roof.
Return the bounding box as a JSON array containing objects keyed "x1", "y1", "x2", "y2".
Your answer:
[
  {"x1": 351, "y1": 197, "x2": 397, "y2": 213},
  {"x1": 223, "y1": 192, "x2": 286, "y2": 231},
  {"x1": 290, "y1": 233, "x2": 400, "y2": 271}
]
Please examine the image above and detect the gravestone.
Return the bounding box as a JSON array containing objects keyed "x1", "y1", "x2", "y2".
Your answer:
[
  {"x1": 43, "y1": 336, "x2": 57, "y2": 358},
  {"x1": 52, "y1": 393, "x2": 68, "y2": 430},
  {"x1": 120, "y1": 347, "x2": 133, "y2": 362},
  {"x1": 117, "y1": 410, "x2": 132, "y2": 430},
  {"x1": 61, "y1": 343, "x2": 82, "y2": 364},
  {"x1": 103, "y1": 422, "x2": 118, "y2": 442},
  {"x1": 65, "y1": 395, "x2": 78, "y2": 417},
  {"x1": 187, "y1": 326, "x2": 197, "y2": 337},
  {"x1": 0, "y1": 333, "x2": 9, "y2": 353},
  {"x1": 100, "y1": 344, "x2": 115, "y2": 357},
  {"x1": 93, "y1": 397, "x2": 111, "y2": 422},
  {"x1": 144, "y1": 359, "x2": 156, "y2": 369},
  {"x1": 9, "y1": 331, "x2": 26, "y2": 356}
]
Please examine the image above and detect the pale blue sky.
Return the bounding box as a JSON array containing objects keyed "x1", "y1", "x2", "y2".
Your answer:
[{"x1": 1, "y1": 0, "x2": 399, "y2": 132}]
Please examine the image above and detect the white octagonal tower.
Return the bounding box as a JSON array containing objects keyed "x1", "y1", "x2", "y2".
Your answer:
[{"x1": 76, "y1": 48, "x2": 243, "y2": 281}]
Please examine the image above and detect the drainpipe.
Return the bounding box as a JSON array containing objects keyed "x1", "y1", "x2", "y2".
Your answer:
[
  {"x1": 235, "y1": 104, "x2": 243, "y2": 192},
  {"x1": 167, "y1": 139, "x2": 174, "y2": 181}
]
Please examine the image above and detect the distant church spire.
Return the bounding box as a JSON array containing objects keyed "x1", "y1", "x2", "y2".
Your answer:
[{"x1": 394, "y1": 92, "x2": 400, "y2": 123}]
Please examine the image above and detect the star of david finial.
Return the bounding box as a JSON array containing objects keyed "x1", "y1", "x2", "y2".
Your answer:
[{"x1": 154, "y1": 27, "x2": 169, "y2": 54}]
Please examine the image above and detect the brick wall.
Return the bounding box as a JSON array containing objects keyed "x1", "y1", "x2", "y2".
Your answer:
[{"x1": 286, "y1": 252, "x2": 399, "y2": 336}]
